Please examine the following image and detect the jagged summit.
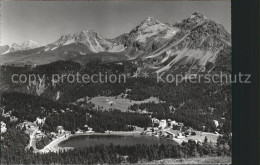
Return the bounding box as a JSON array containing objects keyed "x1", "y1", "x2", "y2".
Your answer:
[
  {"x1": 58, "y1": 30, "x2": 97, "y2": 41},
  {"x1": 190, "y1": 12, "x2": 207, "y2": 19},
  {"x1": 138, "y1": 17, "x2": 163, "y2": 28},
  {"x1": 141, "y1": 17, "x2": 161, "y2": 26},
  {"x1": 21, "y1": 40, "x2": 41, "y2": 49}
]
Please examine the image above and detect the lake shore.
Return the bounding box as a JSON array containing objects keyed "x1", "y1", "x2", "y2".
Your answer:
[
  {"x1": 39, "y1": 129, "x2": 218, "y2": 153},
  {"x1": 142, "y1": 156, "x2": 231, "y2": 164},
  {"x1": 39, "y1": 131, "x2": 143, "y2": 153}
]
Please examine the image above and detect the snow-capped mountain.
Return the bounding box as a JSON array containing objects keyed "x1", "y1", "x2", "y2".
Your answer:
[
  {"x1": 0, "y1": 12, "x2": 231, "y2": 73},
  {"x1": 44, "y1": 30, "x2": 125, "y2": 53},
  {"x1": 0, "y1": 45, "x2": 10, "y2": 55},
  {"x1": 0, "y1": 40, "x2": 41, "y2": 55},
  {"x1": 20, "y1": 40, "x2": 41, "y2": 50}
]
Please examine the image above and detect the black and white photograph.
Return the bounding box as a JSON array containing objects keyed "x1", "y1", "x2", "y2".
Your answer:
[{"x1": 0, "y1": 0, "x2": 236, "y2": 164}]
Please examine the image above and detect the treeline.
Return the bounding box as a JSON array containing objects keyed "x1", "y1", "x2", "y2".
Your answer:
[
  {"x1": 1, "y1": 92, "x2": 152, "y2": 133},
  {"x1": 1, "y1": 92, "x2": 66, "y2": 122},
  {"x1": 1, "y1": 128, "x2": 231, "y2": 164},
  {"x1": 130, "y1": 101, "x2": 230, "y2": 133},
  {"x1": 87, "y1": 110, "x2": 152, "y2": 132},
  {"x1": 1, "y1": 79, "x2": 231, "y2": 134},
  {"x1": 0, "y1": 128, "x2": 30, "y2": 163},
  {"x1": 1, "y1": 59, "x2": 232, "y2": 133},
  {"x1": 128, "y1": 82, "x2": 231, "y2": 133},
  {"x1": 43, "y1": 109, "x2": 152, "y2": 133}
]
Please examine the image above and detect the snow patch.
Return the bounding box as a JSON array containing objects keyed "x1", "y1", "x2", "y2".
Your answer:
[
  {"x1": 50, "y1": 46, "x2": 58, "y2": 51},
  {"x1": 63, "y1": 39, "x2": 76, "y2": 45},
  {"x1": 79, "y1": 52, "x2": 86, "y2": 55},
  {"x1": 108, "y1": 44, "x2": 126, "y2": 52},
  {"x1": 2, "y1": 48, "x2": 10, "y2": 55}
]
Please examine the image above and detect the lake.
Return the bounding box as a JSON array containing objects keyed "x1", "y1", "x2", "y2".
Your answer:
[{"x1": 59, "y1": 134, "x2": 178, "y2": 148}]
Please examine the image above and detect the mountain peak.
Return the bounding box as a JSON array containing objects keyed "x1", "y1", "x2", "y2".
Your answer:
[
  {"x1": 145, "y1": 16, "x2": 156, "y2": 21},
  {"x1": 190, "y1": 12, "x2": 207, "y2": 19},
  {"x1": 27, "y1": 39, "x2": 37, "y2": 43},
  {"x1": 80, "y1": 29, "x2": 96, "y2": 34},
  {"x1": 141, "y1": 17, "x2": 161, "y2": 26},
  {"x1": 21, "y1": 40, "x2": 41, "y2": 48}
]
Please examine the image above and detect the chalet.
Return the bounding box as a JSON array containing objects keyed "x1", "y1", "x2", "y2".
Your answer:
[
  {"x1": 170, "y1": 120, "x2": 178, "y2": 126},
  {"x1": 36, "y1": 130, "x2": 41, "y2": 134},
  {"x1": 2, "y1": 111, "x2": 11, "y2": 118},
  {"x1": 108, "y1": 101, "x2": 114, "y2": 106},
  {"x1": 10, "y1": 116, "x2": 18, "y2": 123},
  {"x1": 35, "y1": 130, "x2": 45, "y2": 139},
  {"x1": 50, "y1": 132, "x2": 57, "y2": 137},
  {"x1": 152, "y1": 118, "x2": 159, "y2": 123},
  {"x1": 57, "y1": 126, "x2": 65, "y2": 134},
  {"x1": 176, "y1": 132, "x2": 184, "y2": 139},
  {"x1": 213, "y1": 120, "x2": 219, "y2": 127},
  {"x1": 159, "y1": 120, "x2": 167, "y2": 129},
  {"x1": 177, "y1": 122, "x2": 184, "y2": 126},
  {"x1": 146, "y1": 130, "x2": 152, "y2": 135},
  {"x1": 35, "y1": 117, "x2": 46, "y2": 125},
  {"x1": 1, "y1": 121, "x2": 7, "y2": 133},
  {"x1": 166, "y1": 130, "x2": 176, "y2": 137}
]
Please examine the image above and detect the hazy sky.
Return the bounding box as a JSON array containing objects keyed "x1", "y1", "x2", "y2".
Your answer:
[{"x1": 1, "y1": 1, "x2": 231, "y2": 45}]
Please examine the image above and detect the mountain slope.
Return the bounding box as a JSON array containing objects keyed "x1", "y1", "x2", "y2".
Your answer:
[
  {"x1": 0, "y1": 12, "x2": 231, "y2": 72},
  {"x1": 141, "y1": 12, "x2": 231, "y2": 73},
  {"x1": 123, "y1": 17, "x2": 180, "y2": 59}
]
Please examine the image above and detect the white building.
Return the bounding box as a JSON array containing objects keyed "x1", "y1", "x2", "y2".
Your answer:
[
  {"x1": 108, "y1": 101, "x2": 114, "y2": 105},
  {"x1": 57, "y1": 126, "x2": 65, "y2": 134},
  {"x1": 159, "y1": 120, "x2": 167, "y2": 129},
  {"x1": 176, "y1": 132, "x2": 184, "y2": 139},
  {"x1": 213, "y1": 120, "x2": 219, "y2": 127},
  {"x1": 152, "y1": 118, "x2": 159, "y2": 124},
  {"x1": 1, "y1": 121, "x2": 7, "y2": 133},
  {"x1": 35, "y1": 117, "x2": 46, "y2": 125},
  {"x1": 170, "y1": 120, "x2": 178, "y2": 126}
]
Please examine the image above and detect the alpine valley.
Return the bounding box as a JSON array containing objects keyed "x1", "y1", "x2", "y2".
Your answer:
[{"x1": 1, "y1": 13, "x2": 232, "y2": 164}]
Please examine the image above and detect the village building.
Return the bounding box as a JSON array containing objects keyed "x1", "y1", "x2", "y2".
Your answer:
[
  {"x1": 170, "y1": 120, "x2": 178, "y2": 126},
  {"x1": 152, "y1": 118, "x2": 160, "y2": 124},
  {"x1": 159, "y1": 120, "x2": 167, "y2": 129},
  {"x1": 57, "y1": 126, "x2": 65, "y2": 134},
  {"x1": 10, "y1": 116, "x2": 18, "y2": 123},
  {"x1": 176, "y1": 132, "x2": 185, "y2": 139},
  {"x1": 213, "y1": 120, "x2": 219, "y2": 127},
  {"x1": 1, "y1": 121, "x2": 7, "y2": 133},
  {"x1": 35, "y1": 117, "x2": 46, "y2": 125}
]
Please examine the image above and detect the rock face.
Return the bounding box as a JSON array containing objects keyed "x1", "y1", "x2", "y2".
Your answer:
[
  {"x1": 123, "y1": 17, "x2": 180, "y2": 58},
  {"x1": 110, "y1": 13, "x2": 231, "y2": 73},
  {"x1": 0, "y1": 12, "x2": 231, "y2": 73},
  {"x1": 140, "y1": 12, "x2": 231, "y2": 73}
]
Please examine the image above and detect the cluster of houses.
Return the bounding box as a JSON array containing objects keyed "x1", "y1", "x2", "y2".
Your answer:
[
  {"x1": 1, "y1": 107, "x2": 19, "y2": 134},
  {"x1": 46, "y1": 112, "x2": 94, "y2": 138},
  {"x1": 1, "y1": 108, "x2": 19, "y2": 122},
  {"x1": 142, "y1": 118, "x2": 196, "y2": 140},
  {"x1": 151, "y1": 118, "x2": 184, "y2": 131},
  {"x1": 16, "y1": 117, "x2": 47, "y2": 141}
]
